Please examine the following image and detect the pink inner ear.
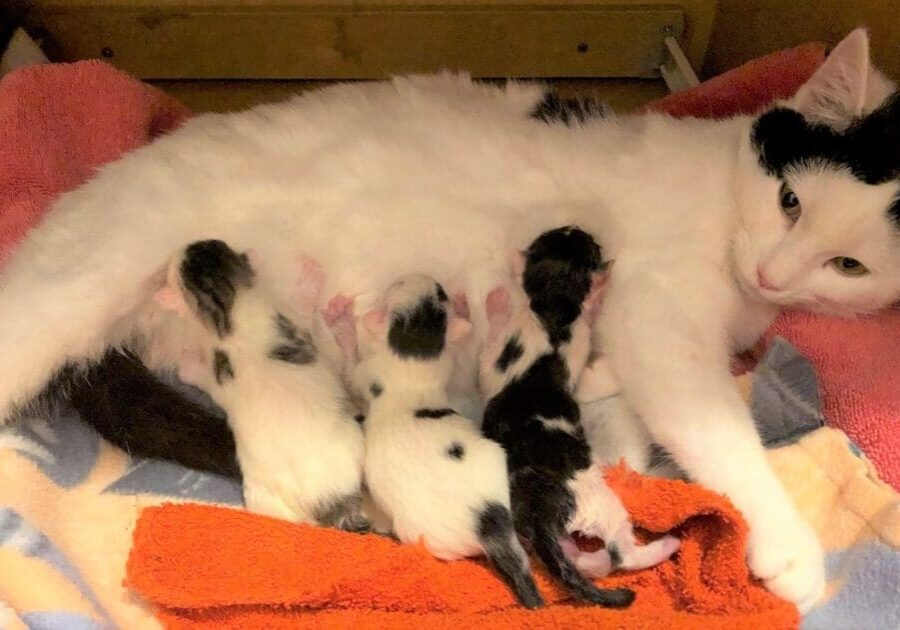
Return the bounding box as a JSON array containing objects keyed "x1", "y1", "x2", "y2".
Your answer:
[
  {"x1": 154, "y1": 287, "x2": 187, "y2": 315},
  {"x1": 447, "y1": 316, "x2": 473, "y2": 344},
  {"x1": 363, "y1": 308, "x2": 387, "y2": 337}
]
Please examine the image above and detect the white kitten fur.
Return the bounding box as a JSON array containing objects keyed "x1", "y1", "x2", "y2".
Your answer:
[
  {"x1": 1, "y1": 28, "x2": 897, "y2": 612},
  {"x1": 357, "y1": 276, "x2": 521, "y2": 560},
  {"x1": 160, "y1": 252, "x2": 366, "y2": 526}
]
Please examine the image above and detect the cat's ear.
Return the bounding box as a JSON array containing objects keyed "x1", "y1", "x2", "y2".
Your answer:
[
  {"x1": 790, "y1": 28, "x2": 870, "y2": 129},
  {"x1": 583, "y1": 265, "x2": 612, "y2": 319},
  {"x1": 362, "y1": 308, "x2": 388, "y2": 340}
]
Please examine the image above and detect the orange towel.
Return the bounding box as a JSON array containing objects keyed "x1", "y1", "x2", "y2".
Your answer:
[{"x1": 125, "y1": 466, "x2": 799, "y2": 629}]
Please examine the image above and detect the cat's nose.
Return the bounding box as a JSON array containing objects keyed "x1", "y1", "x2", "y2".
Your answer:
[{"x1": 756, "y1": 266, "x2": 780, "y2": 292}]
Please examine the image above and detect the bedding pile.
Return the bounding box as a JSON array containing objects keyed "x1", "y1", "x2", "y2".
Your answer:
[{"x1": 1, "y1": 45, "x2": 899, "y2": 629}]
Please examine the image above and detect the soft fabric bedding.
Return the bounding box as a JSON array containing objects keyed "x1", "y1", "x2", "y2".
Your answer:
[{"x1": 1, "y1": 44, "x2": 899, "y2": 629}]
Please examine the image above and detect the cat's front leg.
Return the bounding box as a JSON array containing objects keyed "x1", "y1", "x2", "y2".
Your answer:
[{"x1": 600, "y1": 279, "x2": 824, "y2": 613}]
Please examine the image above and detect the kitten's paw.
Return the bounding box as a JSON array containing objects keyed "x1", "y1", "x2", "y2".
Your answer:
[{"x1": 748, "y1": 517, "x2": 825, "y2": 614}]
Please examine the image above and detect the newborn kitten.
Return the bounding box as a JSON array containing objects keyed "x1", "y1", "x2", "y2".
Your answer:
[
  {"x1": 154, "y1": 239, "x2": 369, "y2": 531},
  {"x1": 480, "y1": 227, "x2": 679, "y2": 603},
  {"x1": 328, "y1": 274, "x2": 544, "y2": 608}
]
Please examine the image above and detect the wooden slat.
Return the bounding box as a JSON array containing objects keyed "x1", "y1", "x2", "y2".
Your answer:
[{"x1": 31, "y1": 3, "x2": 685, "y2": 80}]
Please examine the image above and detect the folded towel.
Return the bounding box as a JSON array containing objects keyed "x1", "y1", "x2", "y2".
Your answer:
[
  {"x1": 125, "y1": 466, "x2": 798, "y2": 629},
  {"x1": 0, "y1": 60, "x2": 189, "y2": 265}
]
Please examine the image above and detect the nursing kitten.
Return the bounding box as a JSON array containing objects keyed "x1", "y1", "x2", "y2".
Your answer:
[
  {"x1": 3, "y1": 29, "x2": 898, "y2": 611},
  {"x1": 154, "y1": 240, "x2": 369, "y2": 530},
  {"x1": 329, "y1": 274, "x2": 544, "y2": 608},
  {"x1": 480, "y1": 227, "x2": 679, "y2": 600}
]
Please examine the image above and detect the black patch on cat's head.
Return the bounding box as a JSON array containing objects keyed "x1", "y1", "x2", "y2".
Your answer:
[
  {"x1": 531, "y1": 91, "x2": 608, "y2": 126},
  {"x1": 414, "y1": 407, "x2": 455, "y2": 419},
  {"x1": 370, "y1": 382, "x2": 383, "y2": 398},
  {"x1": 387, "y1": 293, "x2": 448, "y2": 360},
  {"x1": 751, "y1": 94, "x2": 900, "y2": 229},
  {"x1": 447, "y1": 442, "x2": 465, "y2": 460},
  {"x1": 354, "y1": 413, "x2": 366, "y2": 425},
  {"x1": 495, "y1": 334, "x2": 524, "y2": 373},
  {"x1": 213, "y1": 349, "x2": 234, "y2": 385},
  {"x1": 180, "y1": 240, "x2": 255, "y2": 338},
  {"x1": 268, "y1": 313, "x2": 316, "y2": 365},
  {"x1": 523, "y1": 226, "x2": 603, "y2": 345}
]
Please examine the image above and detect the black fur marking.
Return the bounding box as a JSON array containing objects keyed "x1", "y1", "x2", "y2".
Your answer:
[
  {"x1": 213, "y1": 349, "x2": 234, "y2": 385},
  {"x1": 531, "y1": 91, "x2": 608, "y2": 126},
  {"x1": 435, "y1": 283, "x2": 448, "y2": 302},
  {"x1": 607, "y1": 542, "x2": 623, "y2": 569},
  {"x1": 387, "y1": 294, "x2": 448, "y2": 359},
  {"x1": 179, "y1": 240, "x2": 255, "y2": 339},
  {"x1": 370, "y1": 382, "x2": 383, "y2": 398},
  {"x1": 49, "y1": 349, "x2": 241, "y2": 480},
  {"x1": 414, "y1": 407, "x2": 456, "y2": 419},
  {"x1": 751, "y1": 95, "x2": 900, "y2": 230},
  {"x1": 447, "y1": 442, "x2": 465, "y2": 460},
  {"x1": 354, "y1": 413, "x2": 366, "y2": 425},
  {"x1": 268, "y1": 313, "x2": 317, "y2": 365},
  {"x1": 495, "y1": 335, "x2": 524, "y2": 372},
  {"x1": 523, "y1": 226, "x2": 603, "y2": 347},
  {"x1": 313, "y1": 494, "x2": 372, "y2": 533},
  {"x1": 476, "y1": 502, "x2": 544, "y2": 609}
]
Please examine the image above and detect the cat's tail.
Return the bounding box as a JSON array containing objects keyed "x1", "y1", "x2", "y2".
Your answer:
[{"x1": 476, "y1": 502, "x2": 544, "y2": 609}]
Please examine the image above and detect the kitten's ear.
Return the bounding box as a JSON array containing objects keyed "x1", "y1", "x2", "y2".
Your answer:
[
  {"x1": 790, "y1": 28, "x2": 870, "y2": 129},
  {"x1": 447, "y1": 315, "x2": 473, "y2": 344},
  {"x1": 153, "y1": 262, "x2": 190, "y2": 317},
  {"x1": 362, "y1": 308, "x2": 388, "y2": 339},
  {"x1": 583, "y1": 267, "x2": 612, "y2": 319}
]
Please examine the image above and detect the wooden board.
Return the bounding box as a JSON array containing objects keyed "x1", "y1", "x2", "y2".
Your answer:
[{"x1": 31, "y1": 2, "x2": 685, "y2": 80}]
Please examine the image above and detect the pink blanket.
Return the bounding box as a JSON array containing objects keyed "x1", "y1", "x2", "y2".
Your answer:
[
  {"x1": 0, "y1": 50, "x2": 897, "y2": 490},
  {"x1": 0, "y1": 60, "x2": 189, "y2": 265}
]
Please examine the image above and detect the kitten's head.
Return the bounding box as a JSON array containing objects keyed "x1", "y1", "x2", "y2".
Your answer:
[
  {"x1": 733, "y1": 29, "x2": 900, "y2": 316},
  {"x1": 357, "y1": 274, "x2": 471, "y2": 395}
]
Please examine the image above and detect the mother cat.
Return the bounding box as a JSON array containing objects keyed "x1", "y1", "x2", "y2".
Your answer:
[{"x1": 2, "y1": 29, "x2": 898, "y2": 613}]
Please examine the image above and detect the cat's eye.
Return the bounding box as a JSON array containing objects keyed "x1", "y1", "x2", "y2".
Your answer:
[
  {"x1": 779, "y1": 183, "x2": 801, "y2": 222},
  {"x1": 831, "y1": 257, "x2": 869, "y2": 277}
]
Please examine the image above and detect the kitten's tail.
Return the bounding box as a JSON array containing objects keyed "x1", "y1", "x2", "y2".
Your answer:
[
  {"x1": 476, "y1": 503, "x2": 544, "y2": 609},
  {"x1": 530, "y1": 520, "x2": 635, "y2": 608}
]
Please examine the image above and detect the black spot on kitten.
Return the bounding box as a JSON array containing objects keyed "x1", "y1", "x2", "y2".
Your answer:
[
  {"x1": 531, "y1": 91, "x2": 608, "y2": 126},
  {"x1": 751, "y1": 94, "x2": 900, "y2": 229},
  {"x1": 268, "y1": 313, "x2": 317, "y2": 365},
  {"x1": 180, "y1": 240, "x2": 254, "y2": 339},
  {"x1": 447, "y1": 442, "x2": 465, "y2": 460},
  {"x1": 354, "y1": 413, "x2": 366, "y2": 425},
  {"x1": 213, "y1": 349, "x2": 234, "y2": 385},
  {"x1": 523, "y1": 226, "x2": 603, "y2": 347},
  {"x1": 435, "y1": 283, "x2": 448, "y2": 302},
  {"x1": 414, "y1": 408, "x2": 456, "y2": 419},
  {"x1": 387, "y1": 294, "x2": 447, "y2": 359},
  {"x1": 495, "y1": 334, "x2": 524, "y2": 372},
  {"x1": 370, "y1": 382, "x2": 383, "y2": 397}
]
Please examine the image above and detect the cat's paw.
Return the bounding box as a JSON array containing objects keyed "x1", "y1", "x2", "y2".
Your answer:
[{"x1": 748, "y1": 515, "x2": 825, "y2": 614}]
